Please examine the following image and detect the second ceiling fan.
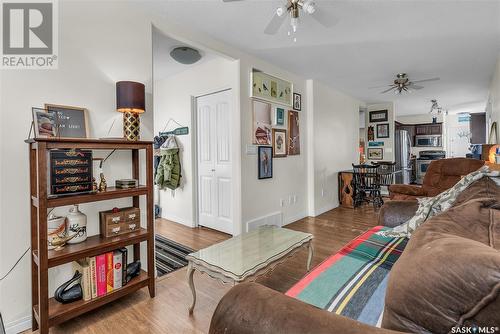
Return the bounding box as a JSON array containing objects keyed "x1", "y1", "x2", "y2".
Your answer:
[
  {"x1": 223, "y1": 0, "x2": 337, "y2": 35},
  {"x1": 372, "y1": 73, "x2": 440, "y2": 94}
]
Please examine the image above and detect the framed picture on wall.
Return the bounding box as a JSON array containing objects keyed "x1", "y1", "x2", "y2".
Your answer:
[
  {"x1": 258, "y1": 146, "x2": 273, "y2": 179},
  {"x1": 45, "y1": 104, "x2": 89, "y2": 138},
  {"x1": 252, "y1": 100, "x2": 272, "y2": 145},
  {"x1": 272, "y1": 129, "x2": 287, "y2": 158},
  {"x1": 251, "y1": 68, "x2": 293, "y2": 106},
  {"x1": 274, "y1": 107, "x2": 285, "y2": 127},
  {"x1": 369, "y1": 110, "x2": 388, "y2": 123},
  {"x1": 287, "y1": 110, "x2": 300, "y2": 155},
  {"x1": 376, "y1": 123, "x2": 390, "y2": 138},
  {"x1": 368, "y1": 148, "x2": 384, "y2": 160},
  {"x1": 293, "y1": 93, "x2": 302, "y2": 111}
]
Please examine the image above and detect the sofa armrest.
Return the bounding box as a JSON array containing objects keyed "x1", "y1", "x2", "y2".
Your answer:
[
  {"x1": 388, "y1": 184, "x2": 427, "y2": 198},
  {"x1": 378, "y1": 201, "x2": 419, "y2": 228},
  {"x1": 209, "y1": 283, "x2": 407, "y2": 334}
]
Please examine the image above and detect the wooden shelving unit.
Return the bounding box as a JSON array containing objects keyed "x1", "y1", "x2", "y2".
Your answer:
[{"x1": 27, "y1": 138, "x2": 155, "y2": 334}]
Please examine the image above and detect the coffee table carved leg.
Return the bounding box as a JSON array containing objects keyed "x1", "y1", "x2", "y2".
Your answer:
[
  {"x1": 187, "y1": 263, "x2": 196, "y2": 314},
  {"x1": 306, "y1": 242, "x2": 314, "y2": 271}
]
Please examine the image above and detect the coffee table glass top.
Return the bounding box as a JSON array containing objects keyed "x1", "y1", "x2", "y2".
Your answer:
[{"x1": 186, "y1": 225, "x2": 312, "y2": 278}]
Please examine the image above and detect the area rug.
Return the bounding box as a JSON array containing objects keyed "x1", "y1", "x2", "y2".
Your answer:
[
  {"x1": 155, "y1": 234, "x2": 194, "y2": 277},
  {"x1": 286, "y1": 226, "x2": 408, "y2": 327}
]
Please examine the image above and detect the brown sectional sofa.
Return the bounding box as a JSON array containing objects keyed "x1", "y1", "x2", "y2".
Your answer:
[{"x1": 209, "y1": 177, "x2": 500, "y2": 334}]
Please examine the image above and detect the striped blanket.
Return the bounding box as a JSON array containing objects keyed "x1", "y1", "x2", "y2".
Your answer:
[{"x1": 286, "y1": 226, "x2": 407, "y2": 327}]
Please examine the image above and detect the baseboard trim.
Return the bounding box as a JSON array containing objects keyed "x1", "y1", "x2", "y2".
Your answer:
[
  {"x1": 283, "y1": 211, "x2": 308, "y2": 226},
  {"x1": 5, "y1": 315, "x2": 31, "y2": 334},
  {"x1": 314, "y1": 202, "x2": 338, "y2": 217},
  {"x1": 160, "y1": 213, "x2": 195, "y2": 228}
]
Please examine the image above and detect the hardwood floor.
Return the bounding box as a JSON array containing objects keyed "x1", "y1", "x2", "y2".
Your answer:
[{"x1": 30, "y1": 206, "x2": 378, "y2": 334}]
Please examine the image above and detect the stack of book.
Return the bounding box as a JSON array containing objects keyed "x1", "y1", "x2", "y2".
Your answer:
[
  {"x1": 115, "y1": 179, "x2": 138, "y2": 189},
  {"x1": 73, "y1": 248, "x2": 128, "y2": 301}
]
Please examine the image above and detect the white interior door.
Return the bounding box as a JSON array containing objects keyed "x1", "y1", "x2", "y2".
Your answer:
[{"x1": 196, "y1": 90, "x2": 233, "y2": 235}]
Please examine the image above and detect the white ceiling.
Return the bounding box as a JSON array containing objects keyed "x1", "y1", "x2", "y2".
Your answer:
[
  {"x1": 152, "y1": 26, "x2": 216, "y2": 80},
  {"x1": 149, "y1": 0, "x2": 500, "y2": 115}
]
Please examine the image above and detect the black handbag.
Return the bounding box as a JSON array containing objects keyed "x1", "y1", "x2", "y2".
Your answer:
[
  {"x1": 54, "y1": 271, "x2": 83, "y2": 304},
  {"x1": 125, "y1": 261, "x2": 141, "y2": 284}
]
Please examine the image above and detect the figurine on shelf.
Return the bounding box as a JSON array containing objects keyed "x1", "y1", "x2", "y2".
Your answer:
[
  {"x1": 50, "y1": 227, "x2": 84, "y2": 250},
  {"x1": 98, "y1": 172, "x2": 107, "y2": 192},
  {"x1": 92, "y1": 177, "x2": 98, "y2": 192}
]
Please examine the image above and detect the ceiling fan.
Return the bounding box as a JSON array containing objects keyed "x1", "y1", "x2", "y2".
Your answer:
[
  {"x1": 371, "y1": 73, "x2": 440, "y2": 94},
  {"x1": 223, "y1": 0, "x2": 337, "y2": 35}
]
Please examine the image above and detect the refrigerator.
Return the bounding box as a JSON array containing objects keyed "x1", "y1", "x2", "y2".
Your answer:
[{"x1": 394, "y1": 130, "x2": 412, "y2": 184}]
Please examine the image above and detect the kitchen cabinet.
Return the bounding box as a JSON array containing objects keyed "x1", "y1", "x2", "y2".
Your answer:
[{"x1": 415, "y1": 123, "x2": 442, "y2": 136}]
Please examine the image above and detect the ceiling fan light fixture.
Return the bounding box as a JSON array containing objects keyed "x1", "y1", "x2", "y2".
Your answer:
[
  {"x1": 290, "y1": 17, "x2": 299, "y2": 32},
  {"x1": 276, "y1": 6, "x2": 285, "y2": 17},
  {"x1": 302, "y1": 0, "x2": 316, "y2": 14}
]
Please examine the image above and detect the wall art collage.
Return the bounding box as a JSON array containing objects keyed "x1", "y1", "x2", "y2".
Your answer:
[
  {"x1": 251, "y1": 68, "x2": 301, "y2": 179},
  {"x1": 367, "y1": 109, "x2": 389, "y2": 160}
]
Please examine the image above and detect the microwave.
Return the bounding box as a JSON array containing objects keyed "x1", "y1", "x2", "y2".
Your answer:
[{"x1": 415, "y1": 135, "x2": 442, "y2": 147}]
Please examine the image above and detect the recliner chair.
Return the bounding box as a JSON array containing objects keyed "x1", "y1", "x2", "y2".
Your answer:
[{"x1": 389, "y1": 158, "x2": 484, "y2": 200}]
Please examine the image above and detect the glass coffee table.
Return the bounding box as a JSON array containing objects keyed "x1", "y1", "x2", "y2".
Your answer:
[{"x1": 186, "y1": 225, "x2": 313, "y2": 313}]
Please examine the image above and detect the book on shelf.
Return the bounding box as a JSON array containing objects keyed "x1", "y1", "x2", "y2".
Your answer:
[
  {"x1": 89, "y1": 256, "x2": 98, "y2": 299},
  {"x1": 96, "y1": 254, "x2": 107, "y2": 297},
  {"x1": 72, "y1": 259, "x2": 91, "y2": 301},
  {"x1": 113, "y1": 251, "x2": 123, "y2": 289},
  {"x1": 118, "y1": 248, "x2": 128, "y2": 285},
  {"x1": 106, "y1": 252, "x2": 114, "y2": 293}
]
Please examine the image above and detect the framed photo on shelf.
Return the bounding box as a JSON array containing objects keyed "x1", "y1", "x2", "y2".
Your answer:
[
  {"x1": 258, "y1": 146, "x2": 273, "y2": 179},
  {"x1": 32, "y1": 107, "x2": 58, "y2": 138},
  {"x1": 369, "y1": 110, "x2": 388, "y2": 123},
  {"x1": 376, "y1": 123, "x2": 390, "y2": 138},
  {"x1": 45, "y1": 104, "x2": 89, "y2": 138},
  {"x1": 251, "y1": 68, "x2": 293, "y2": 106},
  {"x1": 272, "y1": 129, "x2": 287, "y2": 158},
  {"x1": 368, "y1": 148, "x2": 384, "y2": 160},
  {"x1": 293, "y1": 93, "x2": 302, "y2": 111}
]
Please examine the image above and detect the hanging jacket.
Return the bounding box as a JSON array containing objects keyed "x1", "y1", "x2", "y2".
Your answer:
[
  {"x1": 153, "y1": 135, "x2": 166, "y2": 178},
  {"x1": 155, "y1": 136, "x2": 182, "y2": 190}
]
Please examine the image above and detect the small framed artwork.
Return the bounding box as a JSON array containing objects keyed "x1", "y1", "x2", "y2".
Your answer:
[
  {"x1": 368, "y1": 148, "x2": 384, "y2": 160},
  {"x1": 45, "y1": 104, "x2": 89, "y2": 138},
  {"x1": 288, "y1": 110, "x2": 300, "y2": 155},
  {"x1": 251, "y1": 69, "x2": 293, "y2": 106},
  {"x1": 252, "y1": 100, "x2": 272, "y2": 145},
  {"x1": 272, "y1": 129, "x2": 287, "y2": 158},
  {"x1": 368, "y1": 141, "x2": 384, "y2": 147},
  {"x1": 369, "y1": 110, "x2": 388, "y2": 123},
  {"x1": 274, "y1": 107, "x2": 285, "y2": 126},
  {"x1": 293, "y1": 93, "x2": 302, "y2": 111},
  {"x1": 32, "y1": 107, "x2": 58, "y2": 138},
  {"x1": 258, "y1": 146, "x2": 273, "y2": 179},
  {"x1": 367, "y1": 125, "x2": 375, "y2": 141},
  {"x1": 376, "y1": 123, "x2": 390, "y2": 138}
]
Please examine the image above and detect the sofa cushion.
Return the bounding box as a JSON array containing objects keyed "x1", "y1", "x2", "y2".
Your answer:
[{"x1": 382, "y1": 198, "x2": 500, "y2": 333}]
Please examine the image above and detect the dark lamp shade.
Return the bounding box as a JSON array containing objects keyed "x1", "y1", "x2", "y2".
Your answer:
[{"x1": 116, "y1": 81, "x2": 145, "y2": 114}]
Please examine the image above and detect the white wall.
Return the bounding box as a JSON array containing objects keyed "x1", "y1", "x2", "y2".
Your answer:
[
  {"x1": 487, "y1": 56, "x2": 500, "y2": 144},
  {"x1": 153, "y1": 57, "x2": 239, "y2": 228},
  {"x1": 0, "y1": 2, "x2": 154, "y2": 332},
  {"x1": 307, "y1": 80, "x2": 361, "y2": 216},
  {"x1": 366, "y1": 103, "x2": 395, "y2": 162}
]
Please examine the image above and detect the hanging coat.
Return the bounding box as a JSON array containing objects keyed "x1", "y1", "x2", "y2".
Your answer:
[{"x1": 155, "y1": 136, "x2": 182, "y2": 190}]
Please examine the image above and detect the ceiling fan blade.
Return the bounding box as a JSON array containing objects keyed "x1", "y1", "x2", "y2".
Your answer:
[
  {"x1": 412, "y1": 77, "x2": 440, "y2": 84},
  {"x1": 408, "y1": 84, "x2": 424, "y2": 90},
  {"x1": 310, "y1": 10, "x2": 339, "y2": 28},
  {"x1": 368, "y1": 84, "x2": 391, "y2": 89},
  {"x1": 264, "y1": 13, "x2": 287, "y2": 35},
  {"x1": 380, "y1": 87, "x2": 395, "y2": 94}
]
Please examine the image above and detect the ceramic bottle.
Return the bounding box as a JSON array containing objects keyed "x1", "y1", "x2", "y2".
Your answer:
[{"x1": 66, "y1": 205, "x2": 87, "y2": 244}]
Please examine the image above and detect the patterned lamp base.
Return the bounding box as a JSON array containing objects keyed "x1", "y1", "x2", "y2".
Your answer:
[{"x1": 123, "y1": 112, "x2": 140, "y2": 141}]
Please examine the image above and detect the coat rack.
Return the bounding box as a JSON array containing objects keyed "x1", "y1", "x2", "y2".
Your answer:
[{"x1": 159, "y1": 118, "x2": 189, "y2": 136}]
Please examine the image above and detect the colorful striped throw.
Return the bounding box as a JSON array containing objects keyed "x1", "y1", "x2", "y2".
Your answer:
[{"x1": 286, "y1": 226, "x2": 408, "y2": 327}]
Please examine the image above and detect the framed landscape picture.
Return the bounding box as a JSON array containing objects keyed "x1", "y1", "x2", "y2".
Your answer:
[
  {"x1": 368, "y1": 148, "x2": 384, "y2": 160},
  {"x1": 272, "y1": 129, "x2": 287, "y2": 158},
  {"x1": 287, "y1": 110, "x2": 300, "y2": 155},
  {"x1": 45, "y1": 104, "x2": 89, "y2": 138},
  {"x1": 369, "y1": 110, "x2": 388, "y2": 123},
  {"x1": 376, "y1": 123, "x2": 390, "y2": 138},
  {"x1": 258, "y1": 146, "x2": 273, "y2": 179},
  {"x1": 252, "y1": 100, "x2": 272, "y2": 145},
  {"x1": 251, "y1": 68, "x2": 292, "y2": 106}
]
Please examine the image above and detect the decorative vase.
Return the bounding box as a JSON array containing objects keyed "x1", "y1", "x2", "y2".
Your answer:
[
  {"x1": 48, "y1": 213, "x2": 67, "y2": 250},
  {"x1": 66, "y1": 205, "x2": 87, "y2": 244}
]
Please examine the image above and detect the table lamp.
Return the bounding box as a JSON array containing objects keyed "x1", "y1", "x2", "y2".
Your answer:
[{"x1": 116, "y1": 81, "x2": 145, "y2": 141}]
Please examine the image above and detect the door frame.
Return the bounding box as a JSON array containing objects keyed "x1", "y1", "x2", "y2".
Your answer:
[{"x1": 191, "y1": 88, "x2": 238, "y2": 235}]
